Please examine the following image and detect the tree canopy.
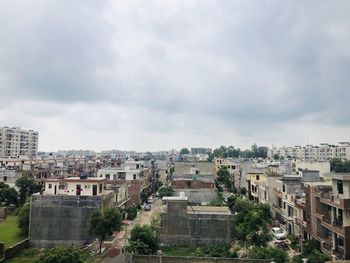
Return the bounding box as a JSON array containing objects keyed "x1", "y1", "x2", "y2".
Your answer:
[
  {"x1": 89, "y1": 207, "x2": 122, "y2": 253},
  {"x1": 127, "y1": 224, "x2": 160, "y2": 255},
  {"x1": 158, "y1": 185, "x2": 173, "y2": 198},
  {"x1": 330, "y1": 158, "x2": 350, "y2": 173},
  {"x1": 180, "y1": 148, "x2": 190, "y2": 155},
  {"x1": 15, "y1": 176, "x2": 42, "y2": 205},
  {"x1": 212, "y1": 144, "x2": 268, "y2": 159},
  {"x1": 0, "y1": 183, "x2": 18, "y2": 207},
  {"x1": 232, "y1": 198, "x2": 272, "y2": 247}
]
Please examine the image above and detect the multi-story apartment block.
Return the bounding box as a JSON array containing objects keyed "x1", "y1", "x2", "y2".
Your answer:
[
  {"x1": 272, "y1": 171, "x2": 321, "y2": 235},
  {"x1": 302, "y1": 174, "x2": 350, "y2": 259},
  {"x1": 246, "y1": 172, "x2": 266, "y2": 204},
  {"x1": 268, "y1": 143, "x2": 350, "y2": 161},
  {"x1": 190, "y1": 147, "x2": 212, "y2": 155},
  {"x1": 0, "y1": 127, "x2": 38, "y2": 158}
]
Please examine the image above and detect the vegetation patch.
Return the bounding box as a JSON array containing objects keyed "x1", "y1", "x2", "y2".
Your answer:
[{"x1": 0, "y1": 215, "x2": 26, "y2": 248}]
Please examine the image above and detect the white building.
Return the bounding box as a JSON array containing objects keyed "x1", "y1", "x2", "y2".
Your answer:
[
  {"x1": 0, "y1": 127, "x2": 38, "y2": 158},
  {"x1": 96, "y1": 160, "x2": 149, "y2": 181},
  {"x1": 43, "y1": 177, "x2": 129, "y2": 207},
  {"x1": 268, "y1": 143, "x2": 350, "y2": 161}
]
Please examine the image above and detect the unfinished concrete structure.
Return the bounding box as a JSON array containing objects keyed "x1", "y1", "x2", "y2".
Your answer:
[
  {"x1": 158, "y1": 192, "x2": 234, "y2": 246},
  {"x1": 29, "y1": 192, "x2": 114, "y2": 248}
]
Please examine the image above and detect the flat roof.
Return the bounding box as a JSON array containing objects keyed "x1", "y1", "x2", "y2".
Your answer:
[
  {"x1": 187, "y1": 206, "x2": 231, "y2": 215},
  {"x1": 331, "y1": 173, "x2": 350, "y2": 181},
  {"x1": 162, "y1": 196, "x2": 188, "y2": 201},
  {"x1": 43, "y1": 177, "x2": 106, "y2": 183}
]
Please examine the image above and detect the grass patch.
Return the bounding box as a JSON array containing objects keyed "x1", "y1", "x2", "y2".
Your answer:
[
  {"x1": 161, "y1": 246, "x2": 237, "y2": 258},
  {"x1": 0, "y1": 215, "x2": 26, "y2": 248}
]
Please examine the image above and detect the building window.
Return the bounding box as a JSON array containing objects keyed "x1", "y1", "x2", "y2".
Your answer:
[
  {"x1": 256, "y1": 175, "x2": 260, "y2": 180},
  {"x1": 282, "y1": 184, "x2": 286, "y2": 192},
  {"x1": 48, "y1": 184, "x2": 52, "y2": 189},
  {"x1": 99, "y1": 184, "x2": 102, "y2": 193},
  {"x1": 133, "y1": 174, "x2": 136, "y2": 180},
  {"x1": 105, "y1": 174, "x2": 110, "y2": 180},
  {"x1": 337, "y1": 180, "x2": 343, "y2": 194}
]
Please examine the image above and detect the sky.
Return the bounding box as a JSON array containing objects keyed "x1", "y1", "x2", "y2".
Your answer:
[{"x1": 1, "y1": 0, "x2": 350, "y2": 152}]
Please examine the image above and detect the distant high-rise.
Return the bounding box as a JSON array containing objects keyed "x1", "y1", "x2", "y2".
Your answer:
[
  {"x1": 190, "y1": 147, "x2": 212, "y2": 155},
  {"x1": 0, "y1": 127, "x2": 38, "y2": 158}
]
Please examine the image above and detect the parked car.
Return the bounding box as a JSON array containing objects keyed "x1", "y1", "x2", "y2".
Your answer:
[
  {"x1": 144, "y1": 204, "x2": 151, "y2": 211},
  {"x1": 271, "y1": 227, "x2": 286, "y2": 240}
]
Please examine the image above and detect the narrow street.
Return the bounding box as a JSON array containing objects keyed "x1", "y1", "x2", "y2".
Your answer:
[{"x1": 101, "y1": 197, "x2": 163, "y2": 263}]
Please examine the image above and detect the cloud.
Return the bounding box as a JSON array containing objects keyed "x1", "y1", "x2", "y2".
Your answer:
[{"x1": 0, "y1": 0, "x2": 350, "y2": 151}]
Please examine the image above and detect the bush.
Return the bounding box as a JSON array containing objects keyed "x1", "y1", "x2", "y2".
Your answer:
[
  {"x1": 126, "y1": 206, "x2": 138, "y2": 220},
  {"x1": 248, "y1": 246, "x2": 287, "y2": 263},
  {"x1": 37, "y1": 246, "x2": 85, "y2": 263}
]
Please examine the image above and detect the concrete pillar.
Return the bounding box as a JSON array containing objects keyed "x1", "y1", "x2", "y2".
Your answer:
[
  {"x1": 332, "y1": 232, "x2": 337, "y2": 250},
  {"x1": 302, "y1": 258, "x2": 308, "y2": 263},
  {"x1": 332, "y1": 255, "x2": 337, "y2": 262}
]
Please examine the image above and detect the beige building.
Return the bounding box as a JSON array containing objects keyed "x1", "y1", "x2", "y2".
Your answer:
[{"x1": 0, "y1": 127, "x2": 38, "y2": 158}]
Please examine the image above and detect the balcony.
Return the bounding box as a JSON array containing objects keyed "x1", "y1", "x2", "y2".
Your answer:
[
  {"x1": 295, "y1": 198, "x2": 306, "y2": 209},
  {"x1": 295, "y1": 217, "x2": 307, "y2": 228},
  {"x1": 321, "y1": 240, "x2": 333, "y2": 256},
  {"x1": 273, "y1": 188, "x2": 282, "y2": 198},
  {"x1": 272, "y1": 204, "x2": 282, "y2": 213}
]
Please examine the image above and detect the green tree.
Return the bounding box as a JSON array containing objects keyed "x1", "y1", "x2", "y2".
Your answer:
[
  {"x1": 217, "y1": 167, "x2": 230, "y2": 183},
  {"x1": 180, "y1": 148, "x2": 190, "y2": 155},
  {"x1": 291, "y1": 240, "x2": 329, "y2": 263},
  {"x1": 127, "y1": 224, "x2": 160, "y2": 255},
  {"x1": 256, "y1": 146, "x2": 268, "y2": 158},
  {"x1": 330, "y1": 158, "x2": 350, "y2": 173},
  {"x1": 15, "y1": 176, "x2": 42, "y2": 205},
  {"x1": 233, "y1": 198, "x2": 272, "y2": 247},
  {"x1": 37, "y1": 245, "x2": 85, "y2": 263},
  {"x1": 17, "y1": 199, "x2": 30, "y2": 236},
  {"x1": 239, "y1": 187, "x2": 247, "y2": 196},
  {"x1": 126, "y1": 206, "x2": 138, "y2": 220},
  {"x1": 0, "y1": 185, "x2": 18, "y2": 207},
  {"x1": 158, "y1": 185, "x2": 173, "y2": 198},
  {"x1": 89, "y1": 207, "x2": 122, "y2": 253},
  {"x1": 248, "y1": 247, "x2": 287, "y2": 263}
]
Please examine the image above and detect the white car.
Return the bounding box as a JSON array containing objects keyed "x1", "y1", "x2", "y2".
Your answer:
[{"x1": 271, "y1": 227, "x2": 286, "y2": 240}]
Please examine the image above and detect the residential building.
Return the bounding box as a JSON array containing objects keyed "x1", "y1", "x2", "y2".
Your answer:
[
  {"x1": 305, "y1": 174, "x2": 350, "y2": 259},
  {"x1": 97, "y1": 159, "x2": 150, "y2": 205},
  {"x1": 190, "y1": 147, "x2": 212, "y2": 155},
  {"x1": 158, "y1": 192, "x2": 234, "y2": 246},
  {"x1": 246, "y1": 172, "x2": 266, "y2": 204},
  {"x1": 268, "y1": 143, "x2": 350, "y2": 161},
  {"x1": 30, "y1": 176, "x2": 129, "y2": 248},
  {"x1": 0, "y1": 127, "x2": 38, "y2": 158}
]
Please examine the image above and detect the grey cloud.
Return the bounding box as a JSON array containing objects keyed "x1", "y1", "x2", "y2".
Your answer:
[{"x1": 1, "y1": 0, "x2": 350, "y2": 150}]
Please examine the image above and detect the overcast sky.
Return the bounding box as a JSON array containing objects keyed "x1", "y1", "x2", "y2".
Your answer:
[{"x1": 1, "y1": 1, "x2": 350, "y2": 152}]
